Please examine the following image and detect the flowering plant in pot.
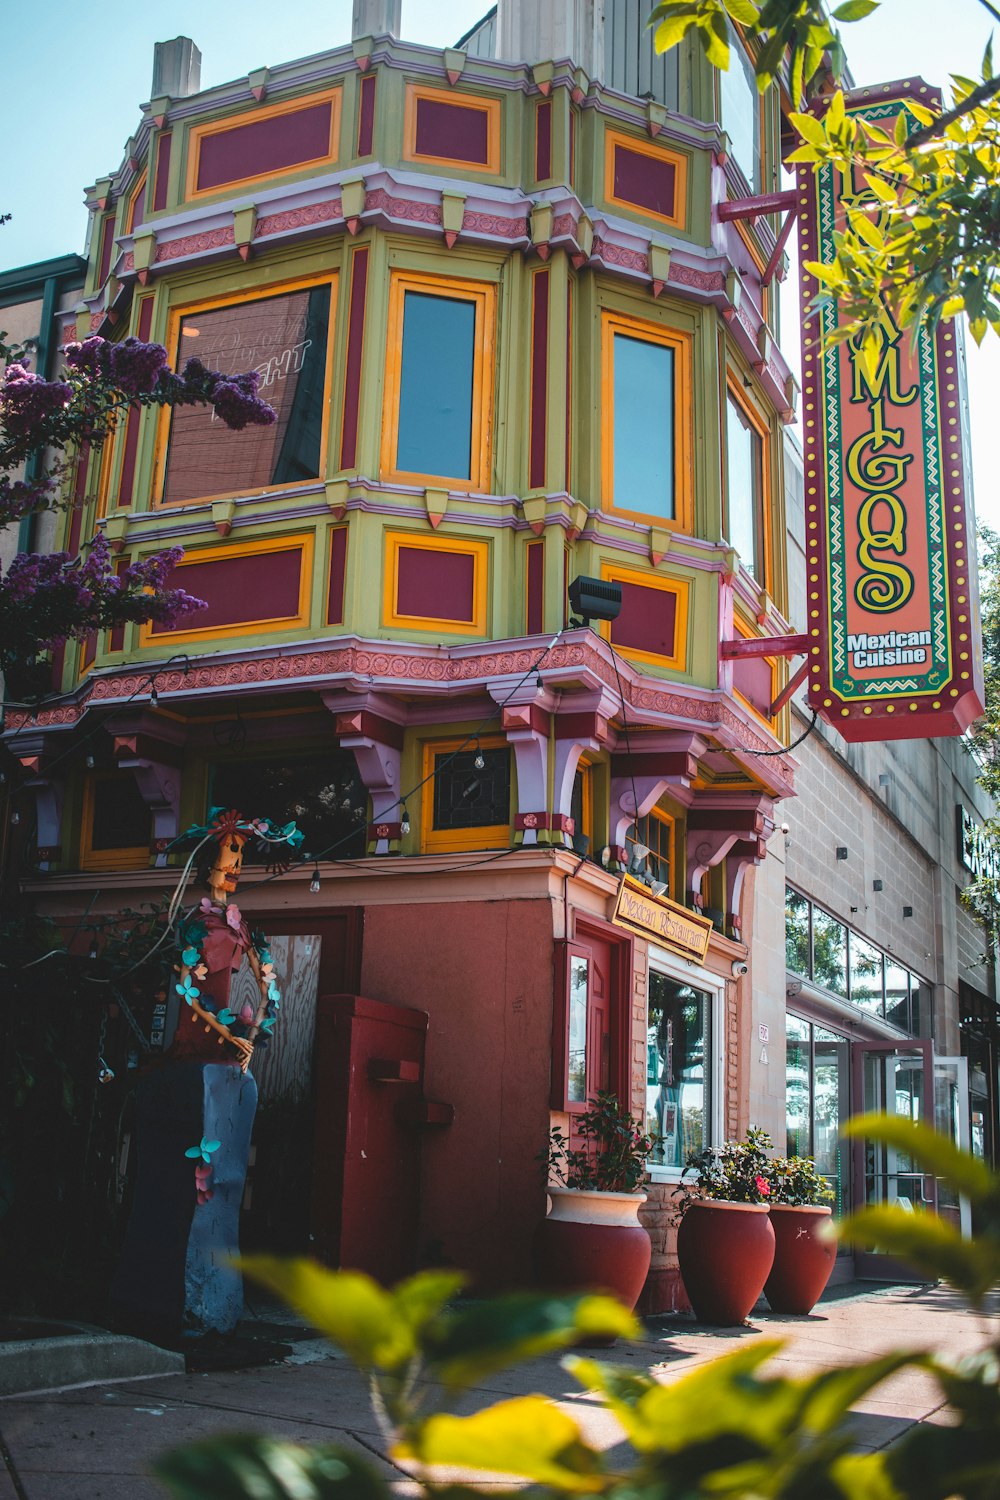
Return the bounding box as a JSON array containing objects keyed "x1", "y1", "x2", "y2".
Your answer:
[
  {"x1": 534, "y1": 1093, "x2": 654, "y2": 1311},
  {"x1": 763, "y1": 1155, "x2": 837, "y2": 1315},
  {"x1": 672, "y1": 1126, "x2": 776, "y2": 1326}
]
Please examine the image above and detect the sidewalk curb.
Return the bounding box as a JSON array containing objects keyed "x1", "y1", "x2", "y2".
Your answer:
[{"x1": 0, "y1": 1325, "x2": 183, "y2": 1399}]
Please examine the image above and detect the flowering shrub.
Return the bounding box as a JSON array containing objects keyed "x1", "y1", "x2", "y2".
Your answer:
[
  {"x1": 0, "y1": 331, "x2": 276, "y2": 687},
  {"x1": 766, "y1": 1153, "x2": 835, "y2": 1207},
  {"x1": 541, "y1": 1092, "x2": 654, "y2": 1194},
  {"x1": 673, "y1": 1125, "x2": 774, "y2": 1215}
]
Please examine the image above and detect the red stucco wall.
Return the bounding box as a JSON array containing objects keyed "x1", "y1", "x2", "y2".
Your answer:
[{"x1": 360, "y1": 897, "x2": 555, "y2": 1289}]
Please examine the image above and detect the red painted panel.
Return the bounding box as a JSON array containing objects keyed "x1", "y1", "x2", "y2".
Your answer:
[
  {"x1": 81, "y1": 632, "x2": 97, "y2": 671},
  {"x1": 197, "y1": 101, "x2": 333, "y2": 191},
  {"x1": 613, "y1": 143, "x2": 676, "y2": 220},
  {"x1": 49, "y1": 642, "x2": 65, "y2": 691},
  {"x1": 151, "y1": 547, "x2": 302, "y2": 633},
  {"x1": 611, "y1": 580, "x2": 677, "y2": 658},
  {"x1": 535, "y1": 100, "x2": 552, "y2": 181},
  {"x1": 67, "y1": 442, "x2": 89, "y2": 556},
  {"x1": 733, "y1": 653, "x2": 773, "y2": 719},
  {"x1": 117, "y1": 299, "x2": 154, "y2": 509},
  {"x1": 152, "y1": 131, "x2": 172, "y2": 212},
  {"x1": 340, "y1": 247, "x2": 369, "y2": 470},
  {"x1": 529, "y1": 270, "x2": 549, "y2": 491},
  {"x1": 396, "y1": 546, "x2": 475, "y2": 622},
  {"x1": 357, "y1": 74, "x2": 376, "y2": 156},
  {"x1": 98, "y1": 215, "x2": 117, "y2": 285},
  {"x1": 327, "y1": 526, "x2": 348, "y2": 625},
  {"x1": 526, "y1": 540, "x2": 544, "y2": 635},
  {"x1": 414, "y1": 97, "x2": 489, "y2": 164}
]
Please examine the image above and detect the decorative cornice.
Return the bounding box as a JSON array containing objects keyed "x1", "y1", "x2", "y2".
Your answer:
[{"x1": 3, "y1": 635, "x2": 795, "y2": 798}]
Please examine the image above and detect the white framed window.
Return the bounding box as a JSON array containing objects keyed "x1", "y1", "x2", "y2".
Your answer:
[{"x1": 645, "y1": 946, "x2": 724, "y2": 1181}]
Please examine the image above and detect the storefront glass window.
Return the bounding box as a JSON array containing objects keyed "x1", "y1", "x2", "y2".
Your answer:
[
  {"x1": 646, "y1": 972, "x2": 710, "y2": 1169},
  {"x1": 909, "y1": 974, "x2": 924, "y2": 1036},
  {"x1": 814, "y1": 1027, "x2": 848, "y2": 1213},
  {"x1": 567, "y1": 955, "x2": 589, "y2": 1103},
  {"x1": 812, "y1": 907, "x2": 847, "y2": 997},
  {"x1": 849, "y1": 934, "x2": 885, "y2": 1019},
  {"x1": 884, "y1": 960, "x2": 910, "y2": 1030},
  {"x1": 785, "y1": 886, "x2": 810, "y2": 974},
  {"x1": 786, "y1": 1014, "x2": 811, "y2": 1157}
]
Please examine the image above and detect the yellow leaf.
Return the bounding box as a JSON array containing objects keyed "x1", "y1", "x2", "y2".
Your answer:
[
  {"x1": 827, "y1": 89, "x2": 846, "y2": 134},
  {"x1": 848, "y1": 210, "x2": 883, "y2": 249},
  {"x1": 397, "y1": 1397, "x2": 606, "y2": 1492},
  {"x1": 790, "y1": 111, "x2": 828, "y2": 148},
  {"x1": 239, "y1": 1257, "x2": 412, "y2": 1370}
]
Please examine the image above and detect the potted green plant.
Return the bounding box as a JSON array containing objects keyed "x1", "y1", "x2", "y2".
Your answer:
[
  {"x1": 534, "y1": 1092, "x2": 654, "y2": 1311},
  {"x1": 763, "y1": 1155, "x2": 836, "y2": 1315},
  {"x1": 672, "y1": 1127, "x2": 776, "y2": 1326}
]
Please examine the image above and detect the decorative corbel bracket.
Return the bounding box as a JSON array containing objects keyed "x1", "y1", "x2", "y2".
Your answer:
[
  {"x1": 649, "y1": 241, "x2": 671, "y2": 299},
  {"x1": 132, "y1": 229, "x2": 156, "y2": 286},
  {"x1": 424, "y1": 486, "x2": 449, "y2": 529},
  {"x1": 646, "y1": 99, "x2": 667, "y2": 137},
  {"x1": 443, "y1": 48, "x2": 466, "y2": 85},
  {"x1": 233, "y1": 205, "x2": 257, "y2": 262},
  {"x1": 326, "y1": 696, "x2": 405, "y2": 855},
  {"x1": 565, "y1": 499, "x2": 588, "y2": 543},
  {"x1": 532, "y1": 61, "x2": 555, "y2": 96},
  {"x1": 248, "y1": 66, "x2": 269, "y2": 102},
  {"x1": 530, "y1": 201, "x2": 553, "y2": 260},
  {"x1": 570, "y1": 213, "x2": 593, "y2": 269},
  {"x1": 522, "y1": 494, "x2": 547, "y2": 536},
  {"x1": 571, "y1": 68, "x2": 589, "y2": 105},
  {"x1": 441, "y1": 191, "x2": 465, "y2": 248},
  {"x1": 325, "y1": 477, "x2": 352, "y2": 521},
  {"x1": 103, "y1": 513, "x2": 130, "y2": 554},
  {"x1": 649, "y1": 526, "x2": 672, "y2": 567},
  {"x1": 341, "y1": 175, "x2": 366, "y2": 236},
  {"x1": 353, "y1": 35, "x2": 374, "y2": 71},
  {"x1": 212, "y1": 498, "x2": 236, "y2": 537},
  {"x1": 147, "y1": 96, "x2": 171, "y2": 129}
]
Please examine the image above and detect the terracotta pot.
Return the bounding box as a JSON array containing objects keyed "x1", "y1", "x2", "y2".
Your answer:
[
  {"x1": 764, "y1": 1204, "x2": 836, "y2": 1314},
  {"x1": 676, "y1": 1199, "x2": 775, "y2": 1326},
  {"x1": 533, "y1": 1187, "x2": 652, "y2": 1310}
]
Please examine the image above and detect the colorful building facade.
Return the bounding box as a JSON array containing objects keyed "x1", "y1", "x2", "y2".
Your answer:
[{"x1": 3, "y1": 7, "x2": 805, "y2": 1308}]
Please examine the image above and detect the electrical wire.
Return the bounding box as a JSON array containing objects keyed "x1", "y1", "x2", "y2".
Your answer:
[{"x1": 741, "y1": 708, "x2": 819, "y2": 757}]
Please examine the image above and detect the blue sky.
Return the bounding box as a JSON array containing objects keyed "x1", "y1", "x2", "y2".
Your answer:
[{"x1": 4, "y1": 0, "x2": 999, "y2": 526}]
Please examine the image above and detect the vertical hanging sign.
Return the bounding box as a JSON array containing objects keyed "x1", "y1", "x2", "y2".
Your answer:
[{"x1": 797, "y1": 80, "x2": 984, "y2": 742}]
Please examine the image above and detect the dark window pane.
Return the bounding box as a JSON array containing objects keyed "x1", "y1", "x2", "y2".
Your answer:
[
  {"x1": 210, "y1": 752, "x2": 367, "y2": 862},
  {"x1": 432, "y1": 747, "x2": 510, "y2": 831},
  {"x1": 164, "y1": 285, "x2": 330, "y2": 504},
  {"x1": 612, "y1": 334, "x2": 674, "y2": 518},
  {"x1": 397, "y1": 292, "x2": 475, "y2": 479},
  {"x1": 849, "y1": 934, "x2": 885, "y2": 1018},
  {"x1": 568, "y1": 955, "x2": 589, "y2": 1103},
  {"x1": 885, "y1": 960, "x2": 910, "y2": 1031},
  {"x1": 785, "y1": 887, "x2": 810, "y2": 975},
  {"x1": 91, "y1": 774, "x2": 151, "y2": 851},
  {"x1": 910, "y1": 975, "x2": 925, "y2": 1036},
  {"x1": 786, "y1": 1014, "x2": 811, "y2": 1157},
  {"x1": 812, "y1": 908, "x2": 847, "y2": 997},
  {"x1": 646, "y1": 973, "x2": 710, "y2": 1168}
]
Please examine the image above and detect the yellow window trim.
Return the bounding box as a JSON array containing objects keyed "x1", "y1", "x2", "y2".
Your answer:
[
  {"x1": 380, "y1": 269, "x2": 496, "y2": 493},
  {"x1": 383, "y1": 530, "x2": 489, "y2": 636},
  {"x1": 604, "y1": 127, "x2": 689, "y2": 230},
  {"x1": 137, "y1": 532, "x2": 315, "y2": 646},
  {"x1": 185, "y1": 88, "x2": 342, "y2": 200},
  {"x1": 600, "y1": 311, "x2": 693, "y2": 531},
  {"x1": 599, "y1": 562, "x2": 690, "y2": 673},
  {"x1": 153, "y1": 270, "x2": 338, "y2": 507},
  {"x1": 732, "y1": 610, "x2": 778, "y2": 728},
  {"x1": 126, "y1": 173, "x2": 148, "y2": 234},
  {"x1": 403, "y1": 83, "x2": 501, "y2": 175},
  {"x1": 574, "y1": 757, "x2": 594, "y2": 844},
  {"x1": 80, "y1": 772, "x2": 150, "y2": 872},
  {"x1": 643, "y1": 806, "x2": 676, "y2": 897},
  {"x1": 420, "y1": 733, "x2": 511, "y2": 853},
  {"x1": 724, "y1": 374, "x2": 772, "y2": 591}
]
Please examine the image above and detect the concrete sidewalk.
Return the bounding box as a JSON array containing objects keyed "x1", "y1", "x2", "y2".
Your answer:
[{"x1": 0, "y1": 1282, "x2": 993, "y2": 1499}]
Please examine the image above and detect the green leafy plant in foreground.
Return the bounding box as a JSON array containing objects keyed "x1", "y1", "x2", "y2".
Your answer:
[{"x1": 156, "y1": 1115, "x2": 1000, "y2": 1499}]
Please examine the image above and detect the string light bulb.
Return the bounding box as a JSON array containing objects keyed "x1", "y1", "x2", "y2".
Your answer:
[
  {"x1": 309, "y1": 865, "x2": 321, "y2": 894},
  {"x1": 10, "y1": 810, "x2": 20, "y2": 826},
  {"x1": 85, "y1": 754, "x2": 96, "y2": 769},
  {"x1": 473, "y1": 740, "x2": 485, "y2": 771},
  {"x1": 149, "y1": 685, "x2": 159, "y2": 707},
  {"x1": 400, "y1": 804, "x2": 411, "y2": 836}
]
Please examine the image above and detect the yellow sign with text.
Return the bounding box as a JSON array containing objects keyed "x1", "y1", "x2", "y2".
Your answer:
[{"x1": 612, "y1": 876, "x2": 712, "y2": 961}]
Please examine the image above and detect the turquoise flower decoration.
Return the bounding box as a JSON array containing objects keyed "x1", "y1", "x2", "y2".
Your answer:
[
  {"x1": 267, "y1": 981, "x2": 281, "y2": 1003},
  {"x1": 181, "y1": 946, "x2": 201, "y2": 967},
  {"x1": 184, "y1": 1138, "x2": 221, "y2": 1164},
  {"x1": 176, "y1": 975, "x2": 201, "y2": 1005},
  {"x1": 216, "y1": 1008, "x2": 237, "y2": 1027},
  {"x1": 259, "y1": 1017, "x2": 276, "y2": 1034}
]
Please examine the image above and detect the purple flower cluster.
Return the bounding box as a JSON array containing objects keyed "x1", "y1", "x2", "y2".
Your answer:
[
  {"x1": 1, "y1": 534, "x2": 207, "y2": 653},
  {"x1": 181, "y1": 358, "x2": 276, "y2": 430},
  {"x1": 0, "y1": 363, "x2": 71, "y2": 438},
  {"x1": 65, "y1": 335, "x2": 170, "y2": 397}
]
